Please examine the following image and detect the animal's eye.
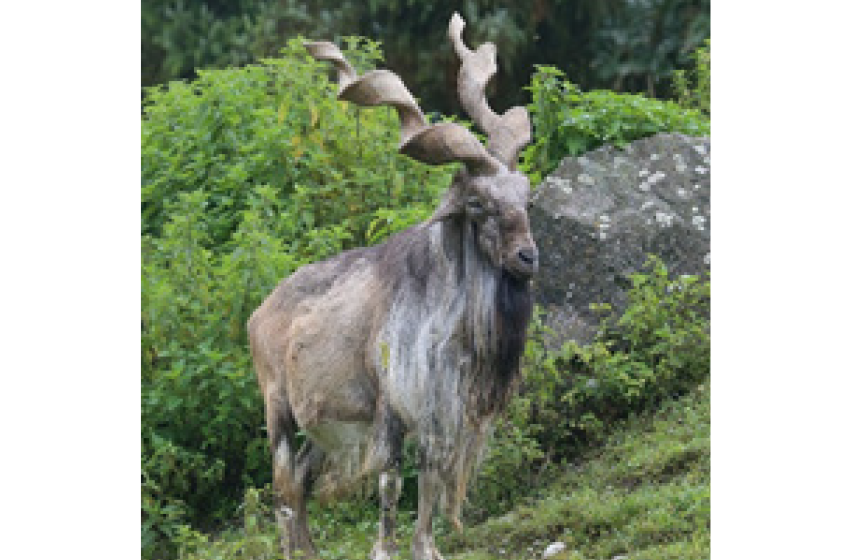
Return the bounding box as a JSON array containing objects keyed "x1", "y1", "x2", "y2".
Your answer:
[{"x1": 466, "y1": 197, "x2": 485, "y2": 216}]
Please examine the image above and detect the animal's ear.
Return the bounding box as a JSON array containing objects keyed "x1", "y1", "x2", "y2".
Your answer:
[{"x1": 429, "y1": 184, "x2": 466, "y2": 224}]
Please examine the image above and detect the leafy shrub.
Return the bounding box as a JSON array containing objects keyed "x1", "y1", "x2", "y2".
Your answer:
[
  {"x1": 468, "y1": 256, "x2": 709, "y2": 516},
  {"x1": 589, "y1": 0, "x2": 710, "y2": 98},
  {"x1": 142, "y1": 33, "x2": 710, "y2": 557},
  {"x1": 673, "y1": 38, "x2": 710, "y2": 116},
  {"x1": 143, "y1": 1, "x2": 710, "y2": 115},
  {"x1": 142, "y1": 38, "x2": 455, "y2": 558},
  {"x1": 521, "y1": 65, "x2": 710, "y2": 184},
  {"x1": 447, "y1": 387, "x2": 710, "y2": 560},
  {"x1": 142, "y1": 36, "x2": 451, "y2": 248},
  {"x1": 467, "y1": 390, "x2": 545, "y2": 520},
  {"x1": 173, "y1": 486, "x2": 279, "y2": 560},
  {"x1": 528, "y1": 255, "x2": 709, "y2": 455},
  {"x1": 142, "y1": 0, "x2": 342, "y2": 88}
]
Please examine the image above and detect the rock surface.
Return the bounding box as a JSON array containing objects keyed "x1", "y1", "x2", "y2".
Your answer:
[
  {"x1": 530, "y1": 133, "x2": 710, "y2": 345},
  {"x1": 542, "y1": 541, "x2": 567, "y2": 558}
]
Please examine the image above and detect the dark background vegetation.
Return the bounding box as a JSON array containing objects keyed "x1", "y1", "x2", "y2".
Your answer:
[
  {"x1": 142, "y1": 0, "x2": 709, "y2": 113},
  {"x1": 142, "y1": 2, "x2": 709, "y2": 558}
]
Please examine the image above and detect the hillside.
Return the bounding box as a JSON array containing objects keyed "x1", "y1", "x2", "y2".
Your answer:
[
  {"x1": 446, "y1": 385, "x2": 709, "y2": 560},
  {"x1": 176, "y1": 384, "x2": 709, "y2": 560}
]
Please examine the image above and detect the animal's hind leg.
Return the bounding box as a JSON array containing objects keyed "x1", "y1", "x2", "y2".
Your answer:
[
  {"x1": 283, "y1": 442, "x2": 324, "y2": 556},
  {"x1": 267, "y1": 397, "x2": 324, "y2": 558}
]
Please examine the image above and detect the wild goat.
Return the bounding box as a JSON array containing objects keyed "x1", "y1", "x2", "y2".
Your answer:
[{"x1": 248, "y1": 13, "x2": 538, "y2": 560}]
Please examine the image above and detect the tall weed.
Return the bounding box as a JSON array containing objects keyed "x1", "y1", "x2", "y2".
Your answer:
[{"x1": 673, "y1": 39, "x2": 711, "y2": 117}]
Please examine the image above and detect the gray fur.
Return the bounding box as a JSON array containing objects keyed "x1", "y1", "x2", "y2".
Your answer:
[{"x1": 250, "y1": 14, "x2": 538, "y2": 560}]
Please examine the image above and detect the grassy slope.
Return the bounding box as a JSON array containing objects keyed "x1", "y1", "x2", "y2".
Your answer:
[
  {"x1": 181, "y1": 385, "x2": 709, "y2": 560},
  {"x1": 445, "y1": 385, "x2": 710, "y2": 560}
]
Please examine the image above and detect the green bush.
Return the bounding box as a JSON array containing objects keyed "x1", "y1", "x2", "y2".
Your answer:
[
  {"x1": 172, "y1": 487, "x2": 280, "y2": 560},
  {"x1": 447, "y1": 387, "x2": 710, "y2": 559},
  {"x1": 520, "y1": 65, "x2": 710, "y2": 184},
  {"x1": 142, "y1": 34, "x2": 710, "y2": 557},
  {"x1": 143, "y1": 1, "x2": 709, "y2": 114},
  {"x1": 142, "y1": 36, "x2": 451, "y2": 248},
  {"x1": 468, "y1": 256, "x2": 710, "y2": 517},
  {"x1": 673, "y1": 39, "x2": 710, "y2": 116},
  {"x1": 142, "y1": 38, "x2": 455, "y2": 558},
  {"x1": 529, "y1": 256, "x2": 709, "y2": 455}
]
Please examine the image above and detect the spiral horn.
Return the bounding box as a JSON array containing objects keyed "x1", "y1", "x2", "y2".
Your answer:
[
  {"x1": 448, "y1": 13, "x2": 532, "y2": 170},
  {"x1": 305, "y1": 41, "x2": 501, "y2": 176}
]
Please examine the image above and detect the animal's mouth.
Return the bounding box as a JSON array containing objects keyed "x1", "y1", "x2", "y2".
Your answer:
[
  {"x1": 504, "y1": 253, "x2": 537, "y2": 280},
  {"x1": 504, "y1": 262, "x2": 536, "y2": 281},
  {"x1": 503, "y1": 244, "x2": 538, "y2": 280}
]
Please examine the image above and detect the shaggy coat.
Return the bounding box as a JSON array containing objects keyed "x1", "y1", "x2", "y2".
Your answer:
[
  {"x1": 248, "y1": 13, "x2": 538, "y2": 560},
  {"x1": 248, "y1": 174, "x2": 534, "y2": 509}
]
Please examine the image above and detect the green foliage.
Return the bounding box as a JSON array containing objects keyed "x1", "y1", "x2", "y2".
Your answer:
[
  {"x1": 167, "y1": 386, "x2": 710, "y2": 560},
  {"x1": 448, "y1": 387, "x2": 710, "y2": 559},
  {"x1": 522, "y1": 65, "x2": 710, "y2": 183},
  {"x1": 673, "y1": 39, "x2": 711, "y2": 116},
  {"x1": 527, "y1": 256, "x2": 708, "y2": 454},
  {"x1": 143, "y1": 1, "x2": 709, "y2": 112},
  {"x1": 142, "y1": 39, "x2": 453, "y2": 558},
  {"x1": 589, "y1": 0, "x2": 710, "y2": 97},
  {"x1": 467, "y1": 256, "x2": 709, "y2": 518},
  {"x1": 142, "y1": 0, "x2": 350, "y2": 87},
  {"x1": 142, "y1": 36, "x2": 450, "y2": 248},
  {"x1": 142, "y1": 31, "x2": 710, "y2": 558},
  {"x1": 468, "y1": 400, "x2": 546, "y2": 519},
  {"x1": 173, "y1": 486, "x2": 280, "y2": 560}
]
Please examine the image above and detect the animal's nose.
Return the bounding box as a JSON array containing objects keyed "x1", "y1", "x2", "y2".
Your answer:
[
  {"x1": 517, "y1": 247, "x2": 537, "y2": 266},
  {"x1": 512, "y1": 246, "x2": 538, "y2": 278}
]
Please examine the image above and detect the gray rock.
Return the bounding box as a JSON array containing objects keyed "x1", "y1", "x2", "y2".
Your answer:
[
  {"x1": 542, "y1": 541, "x2": 567, "y2": 558},
  {"x1": 530, "y1": 133, "x2": 710, "y2": 345}
]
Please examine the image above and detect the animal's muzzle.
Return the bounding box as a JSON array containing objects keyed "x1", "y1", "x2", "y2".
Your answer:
[{"x1": 508, "y1": 246, "x2": 538, "y2": 279}]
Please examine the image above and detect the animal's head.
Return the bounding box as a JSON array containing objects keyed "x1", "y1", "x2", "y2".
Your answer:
[
  {"x1": 434, "y1": 168, "x2": 536, "y2": 280},
  {"x1": 306, "y1": 12, "x2": 537, "y2": 280}
]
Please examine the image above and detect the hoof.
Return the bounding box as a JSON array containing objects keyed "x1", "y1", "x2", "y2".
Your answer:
[
  {"x1": 370, "y1": 541, "x2": 399, "y2": 560},
  {"x1": 412, "y1": 539, "x2": 445, "y2": 560}
]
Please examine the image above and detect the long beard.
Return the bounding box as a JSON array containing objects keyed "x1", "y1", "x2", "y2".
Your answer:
[{"x1": 494, "y1": 270, "x2": 533, "y2": 389}]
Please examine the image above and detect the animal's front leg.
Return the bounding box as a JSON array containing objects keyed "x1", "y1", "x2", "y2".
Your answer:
[
  {"x1": 412, "y1": 468, "x2": 445, "y2": 560},
  {"x1": 370, "y1": 470, "x2": 402, "y2": 560}
]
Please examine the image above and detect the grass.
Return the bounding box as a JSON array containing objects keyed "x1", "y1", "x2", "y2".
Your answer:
[
  {"x1": 444, "y1": 384, "x2": 709, "y2": 560},
  {"x1": 176, "y1": 384, "x2": 709, "y2": 560}
]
